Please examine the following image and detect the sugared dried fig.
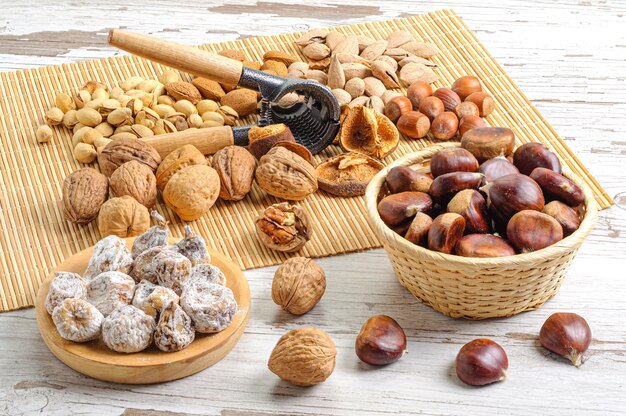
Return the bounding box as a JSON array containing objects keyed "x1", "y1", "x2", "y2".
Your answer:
[
  {"x1": 256, "y1": 202, "x2": 312, "y2": 252},
  {"x1": 109, "y1": 160, "x2": 157, "y2": 208},
  {"x1": 340, "y1": 106, "x2": 399, "y2": 159},
  {"x1": 247, "y1": 123, "x2": 296, "y2": 160},
  {"x1": 163, "y1": 165, "x2": 220, "y2": 221},
  {"x1": 429, "y1": 172, "x2": 484, "y2": 204},
  {"x1": 506, "y1": 210, "x2": 563, "y2": 252},
  {"x1": 478, "y1": 156, "x2": 519, "y2": 183},
  {"x1": 385, "y1": 166, "x2": 433, "y2": 194},
  {"x1": 155, "y1": 144, "x2": 206, "y2": 191},
  {"x1": 454, "y1": 234, "x2": 515, "y2": 257},
  {"x1": 316, "y1": 152, "x2": 383, "y2": 197},
  {"x1": 255, "y1": 146, "x2": 318, "y2": 200},
  {"x1": 447, "y1": 189, "x2": 491, "y2": 234},
  {"x1": 482, "y1": 173, "x2": 544, "y2": 224},
  {"x1": 98, "y1": 137, "x2": 162, "y2": 177},
  {"x1": 272, "y1": 257, "x2": 325, "y2": 315},
  {"x1": 461, "y1": 127, "x2": 515, "y2": 162},
  {"x1": 377, "y1": 192, "x2": 433, "y2": 226},
  {"x1": 62, "y1": 168, "x2": 109, "y2": 224},
  {"x1": 456, "y1": 339, "x2": 508, "y2": 386},
  {"x1": 397, "y1": 111, "x2": 430, "y2": 139},
  {"x1": 404, "y1": 212, "x2": 433, "y2": 246},
  {"x1": 355, "y1": 315, "x2": 407, "y2": 366},
  {"x1": 212, "y1": 145, "x2": 256, "y2": 201},
  {"x1": 98, "y1": 195, "x2": 150, "y2": 238},
  {"x1": 513, "y1": 142, "x2": 562, "y2": 175},
  {"x1": 428, "y1": 213, "x2": 465, "y2": 254},
  {"x1": 530, "y1": 167, "x2": 584, "y2": 207},
  {"x1": 543, "y1": 201, "x2": 581, "y2": 236},
  {"x1": 430, "y1": 148, "x2": 479, "y2": 178}
]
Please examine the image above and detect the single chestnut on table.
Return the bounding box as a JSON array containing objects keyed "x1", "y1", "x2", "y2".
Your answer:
[
  {"x1": 355, "y1": 315, "x2": 407, "y2": 366},
  {"x1": 506, "y1": 210, "x2": 563, "y2": 253},
  {"x1": 455, "y1": 234, "x2": 515, "y2": 258},
  {"x1": 481, "y1": 173, "x2": 545, "y2": 224},
  {"x1": 540, "y1": 312, "x2": 591, "y2": 367},
  {"x1": 405, "y1": 212, "x2": 433, "y2": 246},
  {"x1": 397, "y1": 111, "x2": 430, "y2": 139},
  {"x1": 447, "y1": 189, "x2": 491, "y2": 234},
  {"x1": 385, "y1": 166, "x2": 433, "y2": 194},
  {"x1": 456, "y1": 339, "x2": 508, "y2": 386},
  {"x1": 543, "y1": 200, "x2": 581, "y2": 236},
  {"x1": 461, "y1": 127, "x2": 515, "y2": 163},
  {"x1": 451, "y1": 75, "x2": 482, "y2": 100},
  {"x1": 513, "y1": 142, "x2": 562, "y2": 175},
  {"x1": 530, "y1": 167, "x2": 584, "y2": 207},
  {"x1": 428, "y1": 213, "x2": 466, "y2": 254},
  {"x1": 429, "y1": 172, "x2": 484, "y2": 204},
  {"x1": 377, "y1": 191, "x2": 433, "y2": 226},
  {"x1": 430, "y1": 147, "x2": 479, "y2": 178}
]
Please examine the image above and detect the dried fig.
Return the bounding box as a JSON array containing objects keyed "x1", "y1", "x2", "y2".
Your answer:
[
  {"x1": 156, "y1": 144, "x2": 206, "y2": 190},
  {"x1": 97, "y1": 195, "x2": 150, "y2": 238},
  {"x1": 109, "y1": 160, "x2": 157, "y2": 208},
  {"x1": 212, "y1": 145, "x2": 256, "y2": 201},
  {"x1": 62, "y1": 168, "x2": 109, "y2": 224},
  {"x1": 316, "y1": 152, "x2": 384, "y2": 197},
  {"x1": 340, "y1": 106, "x2": 399, "y2": 159},
  {"x1": 255, "y1": 146, "x2": 317, "y2": 200},
  {"x1": 255, "y1": 202, "x2": 312, "y2": 252},
  {"x1": 163, "y1": 165, "x2": 220, "y2": 221}
]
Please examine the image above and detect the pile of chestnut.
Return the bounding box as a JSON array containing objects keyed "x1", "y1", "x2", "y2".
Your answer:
[
  {"x1": 377, "y1": 126, "x2": 585, "y2": 256},
  {"x1": 355, "y1": 312, "x2": 592, "y2": 387}
]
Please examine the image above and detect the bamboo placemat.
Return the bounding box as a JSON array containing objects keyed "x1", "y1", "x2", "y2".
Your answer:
[{"x1": 0, "y1": 9, "x2": 612, "y2": 312}]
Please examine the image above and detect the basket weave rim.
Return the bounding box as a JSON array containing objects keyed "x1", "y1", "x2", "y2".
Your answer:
[{"x1": 364, "y1": 142, "x2": 598, "y2": 267}]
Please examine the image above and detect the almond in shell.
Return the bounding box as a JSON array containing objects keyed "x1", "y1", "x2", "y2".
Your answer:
[
  {"x1": 165, "y1": 82, "x2": 202, "y2": 104},
  {"x1": 400, "y1": 63, "x2": 438, "y2": 86},
  {"x1": 327, "y1": 55, "x2": 345, "y2": 90},
  {"x1": 400, "y1": 41, "x2": 438, "y2": 58},
  {"x1": 220, "y1": 89, "x2": 258, "y2": 117},
  {"x1": 360, "y1": 40, "x2": 388, "y2": 61},
  {"x1": 192, "y1": 78, "x2": 226, "y2": 101},
  {"x1": 386, "y1": 30, "x2": 414, "y2": 48},
  {"x1": 371, "y1": 61, "x2": 400, "y2": 89},
  {"x1": 262, "y1": 51, "x2": 298, "y2": 66}
]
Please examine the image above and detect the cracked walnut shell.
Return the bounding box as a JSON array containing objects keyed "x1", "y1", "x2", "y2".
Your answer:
[
  {"x1": 163, "y1": 164, "x2": 220, "y2": 221},
  {"x1": 255, "y1": 146, "x2": 317, "y2": 200},
  {"x1": 155, "y1": 144, "x2": 206, "y2": 191},
  {"x1": 98, "y1": 195, "x2": 151, "y2": 238},
  {"x1": 255, "y1": 202, "x2": 312, "y2": 252},
  {"x1": 268, "y1": 327, "x2": 336, "y2": 386},
  {"x1": 212, "y1": 145, "x2": 256, "y2": 201},
  {"x1": 62, "y1": 168, "x2": 109, "y2": 224},
  {"x1": 98, "y1": 137, "x2": 162, "y2": 177},
  {"x1": 316, "y1": 152, "x2": 384, "y2": 197},
  {"x1": 272, "y1": 257, "x2": 325, "y2": 315},
  {"x1": 110, "y1": 160, "x2": 157, "y2": 208},
  {"x1": 340, "y1": 105, "x2": 399, "y2": 159}
]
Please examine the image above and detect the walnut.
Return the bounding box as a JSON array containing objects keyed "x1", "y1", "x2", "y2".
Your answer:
[
  {"x1": 316, "y1": 152, "x2": 384, "y2": 197},
  {"x1": 212, "y1": 145, "x2": 256, "y2": 201},
  {"x1": 155, "y1": 144, "x2": 206, "y2": 191},
  {"x1": 62, "y1": 168, "x2": 109, "y2": 224},
  {"x1": 340, "y1": 105, "x2": 399, "y2": 159},
  {"x1": 268, "y1": 327, "x2": 336, "y2": 386},
  {"x1": 97, "y1": 195, "x2": 150, "y2": 238},
  {"x1": 98, "y1": 137, "x2": 162, "y2": 177},
  {"x1": 247, "y1": 123, "x2": 295, "y2": 159},
  {"x1": 255, "y1": 147, "x2": 317, "y2": 200},
  {"x1": 109, "y1": 160, "x2": 157, "y2": 208},
  {"x1": 255, "y1": 202, "x2": 312, "y2": 252},
  {"x1": 163, "y1": 165, "x2": 220, "y2": 221},
  {"x1": 272, "y1": 257, "x2": 325, "y2": 315}
]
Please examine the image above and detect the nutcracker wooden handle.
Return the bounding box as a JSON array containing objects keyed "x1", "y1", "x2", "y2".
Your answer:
[
  {"x1": 108, "y1": 29, "x2": 243, "y2": 86},
  {"x1": 141, "y1": 127, "x2": 236, "y2": 158}
]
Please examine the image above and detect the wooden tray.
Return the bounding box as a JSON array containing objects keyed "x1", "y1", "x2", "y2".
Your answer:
[
  {"x1": 34, "y1": 237, "x2": 250, "y2": 384},
  {"x1": 0, "y1": 9, "x2": 612, "y2": 311}
]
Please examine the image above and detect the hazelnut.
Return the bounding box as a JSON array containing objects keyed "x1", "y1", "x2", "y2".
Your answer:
[
  {"x1": 406, "y1": 80, "x2": 433, "y2": 110},
  {"x1": 418, "y1": 96, "x2": 444, "y2": 121},
  {"x1": 397, "y1": 111, "x2": 430, "y2": 139},
  {"x1": 433, "y1": 88, "x2": 462, "y2": 112},
  {"x1": 430, "y1": 112, "x2": 459, "y2": 141},
  {"x1": 384, "y1": 96, "x2": 412, "y2": 123},
  {"x1": 272, "y1": 257, "x2": 325, "y2": 315},
  {"x1": 428, "y1": 213, "x2": 466, "y2": 254},
  {"x1": 465, "y1": 92, "x2": 495, "y2": 117},
  {"x1": 458, "y1": 114, "x2": 487, "y2": 136},
  {"x1": 97, "y1": 195, "x2": 150, "y2": 238},
  {"x1": 255, "y1": 202, "x2": 312, "y2": 252},
  {"x1": 454, "y1": 101, "x2": 480, "y2": 119},
  {"x1": 451, "y1": 75, "x2": 482, "y2": 100}
]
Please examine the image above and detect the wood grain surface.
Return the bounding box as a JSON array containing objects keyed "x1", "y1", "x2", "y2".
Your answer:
[{"x1": 0, "y1": 1, "x2": 625, "y2": 415}]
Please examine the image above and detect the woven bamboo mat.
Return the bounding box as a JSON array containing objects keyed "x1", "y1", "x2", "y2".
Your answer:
[{"x1": 0, "y1": 9, "x2": 612, "y2": 312}]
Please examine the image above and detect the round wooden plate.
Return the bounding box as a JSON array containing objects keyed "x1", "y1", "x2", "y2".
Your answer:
[{"x1": 35, "y1": 237, "x2": 250, "y2": 384}]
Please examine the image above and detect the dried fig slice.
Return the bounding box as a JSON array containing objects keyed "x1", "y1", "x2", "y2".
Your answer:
[
  {"x1": 339, "y1": 106, "x2": 399, "y2": 159},
  {"x1": 316, "y1": 152, "x2": 384, "y2": 197}
]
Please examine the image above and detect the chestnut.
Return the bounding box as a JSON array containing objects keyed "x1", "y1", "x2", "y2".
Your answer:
[
  {"x1": 513, "y1": 142, "x2": 562, "y2": 175},
  {"x1": 454, "y1": 234, "x2": 515, "y2": 257},
  {"x1": 460, "y1": 127, "x2": 515, "y2": 162},
  {"x1": 478, "y1": 156, "x2": 519, "y2": 183},
  {"x1": 389, "y1": 218, "x2": 413, "y2": 236},
  {"x1": 430, "y1": 112, "x2": 459, "y2": 141},
  {"x1": 482, "y1": 173, "x2": 544, "y2": 223},
  {"x1": 377, "y1": 191, "x2": 433, "y2": 226},
  {"x1": 465, "y1": 92, "x2": 495, "y2": 117},
  {"x1": 384, "y1": 96, "x2": 413, "y2": 123},
  {"x1": 433, "y1": 87, "x2": 462, "y2": 112},
  {"x1": 397, "y1": 111, "x2": 430, "y2": 139},
  {"x1": 429, "y1": 172, "x2": 484, "y2": 204},
  {"x1": 451, "y1": 75, "x2": 482, "y2": 101},
  {"x1": 418, "y1": 96, "x2": 444, "y2": 121},
  {"x1": 430, "y1": 148, "x2": 479, "y2": 178},
  {"x1": 539, "y1": 312, "x2": 591, "y2": 367},
  {"x1": 543, "y1": 200, "x2": 581, "y2": 236},
  {"x1": 530, "y1": 167, "x2": 584, "y2": 207},
  {"x1": 506, "y1": 210, "x2": 563, "y2": 253},
  {"x1": 404, "y1": 212, "x2": 433, "y2": 246},
  {"x1": 385, "y1": 166, "x2": 433, "y2": 194},
  {"x1": 355, "y1": 315, "x2": 407, "y2": 366},
  {"x1": 458, "y1": 114, "x2": 487, "y2": 136},
  {"x1": 447, "y1": 189, "x2": 491, "y2": 234},
  {"x1": 407, "y1": 81, "x2": 433, "y2": 110},
  {"x1": 456, "y1": 339, "x2": 508, "y2": 386},
  {"x1": 428, "y1": 213, "x2": 465, "y2": 254}
]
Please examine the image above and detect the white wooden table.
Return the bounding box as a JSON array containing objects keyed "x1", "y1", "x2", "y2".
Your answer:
[{"x1": 1, "y1": 1, "x2": 625, "y2": 415}]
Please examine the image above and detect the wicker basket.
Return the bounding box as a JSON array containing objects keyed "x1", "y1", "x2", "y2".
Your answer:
[{"x1": 365, "y1": 142, "x2": 598, "y2": 319}]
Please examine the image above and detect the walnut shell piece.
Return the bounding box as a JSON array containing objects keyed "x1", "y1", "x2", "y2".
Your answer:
[
  {"x1": 62, "y1": 167, "x2": 109, "y2": 224},
  {"x1": 247, "y1": 123, "x2": 295, "y2": 159},
  {"x1": 97, "y1": 195, "x2": 150, "y2": 238},
  {"x1": 255, "y1": 147, "x2": 318, "y2": 200},
  {"x1": 255, "y1": 202, "x2": 312, "y2": 252},
  {"x1": 268, "y1": 327, "x2": 336, "y2": 386},
  {"x1": 340, "y1": 105, "x2": 400, "y2": 159},
  {"x1": 316, "y1": 152, "x2": 384, "y2": 197},
  {"x1": 109, "y1": 160, "x2": 157, "y2": 208},
  {"x1": 155, "y1": 144, "x2": 207, "y2": 191},
  {"x1": 163, "y1": 164, "x2": 220, "y2": 221},
  {"x1": 212, "y1": 146, "x2": 256, "y2": 201},
  {"x1": 272, "y1": 257, "x2": 326, "y2": 315},
  {"x1": 98, "y1": 137, "x2": 162, "y2": 177}
]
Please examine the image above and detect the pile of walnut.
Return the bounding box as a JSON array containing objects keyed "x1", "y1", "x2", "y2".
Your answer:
[{"x1": 45, "y1": 213, "x2": 237, "y2": 353}]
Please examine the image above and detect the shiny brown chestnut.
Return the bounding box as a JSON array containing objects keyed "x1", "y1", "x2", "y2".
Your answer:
[
  {"x1": 385, "y1": 166, "x2": 433, "y2": 194},
  {"x1": 377, "y1": 191, "x2": 433, "y2": 226},
  {"x1": 429, "y1": 172, "x2": 484, "y2": 204},
  {"x1": 428, "y1": 213, "x2": 465, "y2": 254},
  {"x1": 458, "y1": 115, "x2": 487, "y2": 136},
  {"x1": 404, "y1": 212, "x2": 433, "y2": 246},
  {"x1": 539, "y1": 312, "x2": 591, "y2": 367},
  {"x1": 513, "y1": 142, "x2": 562, "y2": 175},
  {"x1": 478, "y1": 156, "x2": 519, "y2": 183},
  {"x1": 482, "y1": 173, "x2": 544, "y2": 223},
  {"x1": 456, "y1": 339, "x2": 508, "y2": 386},
  {"x1": 430, "y1": 148, "x2": 479, "y2": 178},
  {"x1": 389, "y1": 218, "x2": 413, "y2": 236},
  {"x1": 454, "y1": 234, "x2": 515, "y2": 257},
  {"x1": 530, "y1": 167, "x2": 584, "y2": 207},
  {"x1": 506, "y1": 210, "x2": 563, "y2": 253},
  {"x1": 433, "y1": 88, "x2": 462, "y2": 112},
  {"x1": 461, "y1": 127, "x2": 515, "y2": 162},
  {"x1": 543, "y1": 201, "x2": 581, "y2": 236},
  {"x1": 447, "y1": 189, "x2": 491, "y2": 234},
  {"x1": 355, "y1": 315, "x2": 407, "y2": 366}
]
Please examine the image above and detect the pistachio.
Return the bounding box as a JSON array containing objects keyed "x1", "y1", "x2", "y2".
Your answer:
[
  {"x1": 62, "y1": 110, "x2": 79, "y2": 129},
  {"x1": 81, "y1": 80, "x2": 108, "y2": 94},
  {"x1": 45, "y1": 107, "x2": 64, "y2": 126},
  {"x1": 84, "y1": 98, "x2": 104, "y2": 110},
  {"x1": 76, "y1": 108, "x2": 102, "y2": 127},
  {"x1": 137, "y1": 79, "x2": 159, "y2": 92},
  {"x1": 218, "y1": 106, "x2": 238, "y2": 126},
  {"x1": 157, "y1": 95, "x2": 176, "y2": 106},
  {"x1": 109, "y1": 87, "x2": 124, "y2": 100},
  {"x1": 91, "y1": 87, "x2": 109, "y2": 101},
  {"x1": 94, "y1": 136, "x2": 112, "y2": 149},
  {"x1": 158, "y1": 70, "x2": 180, "y2": 85},
  {"x1": 110, "y1": 132, "x2": 139, "y2": 141},
  {"x1": 201, "y1": 111, "x2": 224, "y2": 125},
  {"x1": 173, "y1": 99, "x2": 198, "y2": 117},
  {"x1": 115, "y1": 125, "x2": 133, "y2": 135},
  {"x1": 130, "y1": 124, "x2": 154, "y2": 138},
  {"x1": 140, "y1": 93, "x2": 156, "y2": 108},
  {"x1": 196, "y1": 99, "x2": 219, "y2": 114},
  {"x1": 72, "y1": 127, "x2": 91, "y2": 146},
  {"x1": 36, "y1": 125, "x2": 53, "y2": 143},
  {"x1": 81, "y1": 128, "x2": 103, "y2": 145},
  {"x1": 55, "y1": 93, "x2": 75, "y2": 113},
  {"x1": 94, "y1": 122, "x2": 114, "y2": 138},
  {"x1": 153, "y1": 83, "x2": 166, "y2": 98},
  {"x1": 107, "y1": 108, "x2": 134, "y2": 127},
  {"x1": 74, "y1": 142, "x2": 97, "y2": 163},
  {"x1": 153, "y1": 104, "x2": 176, "y2": 118},
  {"x1": 187, "y1": 113, "x2": 203, "y2": 128},
  {"x1": 121, "y1": 76, "x2": 145, "y2": 92},
  {"x1": 99, "y1": 98, "x2": 121, "y2": 116},
  {"x1": 73, "y1": 123, "x2": 86, "y2": 134},
  {"x1": 73, "y1": 90, "x2": 91, "y2": 109}
]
